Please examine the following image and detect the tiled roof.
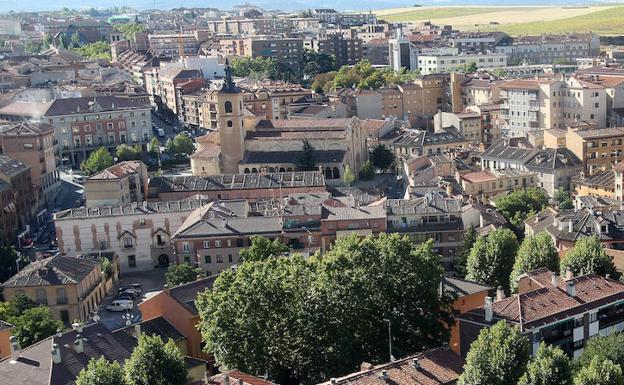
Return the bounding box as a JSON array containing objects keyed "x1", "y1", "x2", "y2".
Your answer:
[
  {"x1": 524, "y1": 148, "x2": 583, "y2": 171},
  {"x1": 571, "y1": 170, "x2": 615, "y2": 189},
  {"x1": 442, "y1": 276, "x2": 492, "y2": 297},
  {"x1": 168, "y1": 276, "x2": 218, "y2": 314},
  {"x1": 317, "y1": 348, "x2": 464, "y2": 385},
  {"x1": 0, "y1": 155, "x2": 29, "y2": 178},
  {"x1": 461, "y1": 269, "x2": 624, "y2": 330},
  {"x1": 207, "y1": 370, "x2": 277, "y2": 385},
  {"x1": 0, "y1": 337, "x2": 53, "y2": 385},
  {"x1": 54, "y1": 197, "x2": 210, "y2": 220},
  {"x1": 120, "y1": 316, "x2": 185, "y2": 342},
  {"x1": 86, "y1": 161, "x2": 144, "y2": 181},
  {"x1": 255, "y1": 118, "x2": 353, "y2": 130},
  {"x1": 43, "y1": 96, "x2": 150, "y2": 117},
  {"x1": 480, "y1": 138, "x2": 538, "y2": 163},
  {"x1": 322, "y1": 203, "x2": 386, "y2": 222},
  {"x1": 386, "y1": 193, "x2": 461, "y2": 215},
  {"x1": 243, "y1": 150, "x2": 346, "y2": 164},
  {"x1": 2, "y1": 255, "x2": 100, "y2": 288},
  {"x1": 2, "y1": 122, "x2": 53, "y2": 136},
  {"x1": 0, "y1": 101, "x2": 53, "y2": 118},
  {"x1": 571, "y1": 127, "x2": 624, "y2": 139},
  {"x1": 545, "y1": 208, "x2": 624, "y2": 243}
]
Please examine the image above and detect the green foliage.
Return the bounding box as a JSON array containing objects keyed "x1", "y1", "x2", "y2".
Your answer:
[
  {"x1": 148, "y1": 137, "x2": 160, "y2": 154},
  {"x1": 11, "y1": 307, "x2": 63, "y2": 347},
  {"x1": 76, "y1": 357, "x2": 126, "y2": 385},
  {"x1": 518, "y1": 343, "x2": 572, "y2": 385},
  {"x1": 358, "y1": 160, "x2": 375, "y2": 180},
  {"x1": 295, "y1": 140, "x2": 317, "y2": 171},
  {"x1": 579, "y1": 333, "x2": 624, "y2": 369},
  {"x1": 370, "y1": 145, "x2": 395, "y2": 172},
  {"x1": 169, "y1": 134, "x2": 194, "y2": 155},
  {"x1": 239, "y1": 236, "x2": 289, "y2": 262},
  {"x1": 560, "y1": 236, "x2": 619, "y2": 279},
  {"x1": 100, "y1": 257, "x2": 113, "y2": 280},
  {"x1": 24, "y1": 39, "x2": 42, "y2": 54},
  {"x1": 510, "y1": 232, "x2": 559, "y2": 292},
  {"x1": 70, "y1": 32, "x2": 81, "y2": 48},
  {"x1": 458, "y1": 320, "x2": 531, "y2": 385},
  {"x1": 574, "y1": 357, "x2": 624, "y2": 385},
  {"x1": 197, "y1": 234, "x2": 453, "y2": 384},
  {"x1": 0, "y1": 245, "x2": 19, "y2": 283},
  {"x1": 113, "y1": 23, "x2": 147, "y2": 41},
  {"x1": 343, "y1": 164, "x2": 356, "y2": 186},
  {"x1": 455, "y1": 62, "x2": 478, "y2": 73},
  {"x1": 72, "y1": 41, "x2": 111, "y2": 60},
  {"x1": 311, "y1": 72, "x2": 337, "y2": 94},
  {"x1": 554, "y1": 188, "x2": 574, "y2": 210},
  {"x1": 0, "y1": 293, "x2": 35, "y2": 321},
  {"x1": 115, "y1": 144, "x2": 142, "y2": 161},
  {"x1": 455, "y1": 224, "x2": 477, "y2": 277},
  {"x1": 230, "y1": 57, "x2": 281, "y2": 80},
  {"x1": 81, "y1": 147, "x2": 114, "y2": 175},
  {"x1": 302, "y1": 50, "x2": 336, "y2": 79},
  {"x1": 332, "y1": 59, "x2": 420, "y2": 90},
  {"x1": 125, "y1": 334, "x2": 188, "y2": 385},
  {"x1": 466, "y1": 228, "x2": 519, "y2": 292},
  {"x1": 165, "y1": 263, "x2": 206, "y2": 287},
  {"x1": 495, "y1": 187, "x2": 549, "y2": 232}
]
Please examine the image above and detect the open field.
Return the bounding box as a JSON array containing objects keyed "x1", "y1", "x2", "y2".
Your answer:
[{"x1": 376, "y1": 5, "x2": 624, "y2": 35}]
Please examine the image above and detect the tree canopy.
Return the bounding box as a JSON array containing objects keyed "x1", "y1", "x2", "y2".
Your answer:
[
  {"x1": 579, "y1": 332, "x2": 624, "y2": 369},
  {"x1": 114, "y1": 23, "x2": 148, "y2": 41},
  {"x1": 458, "y1": 320, "x2": 531, "y2": 385},
  {"x1": 560, "y1": 236, "x2": 619, "y2": 279},
  {"x1": 81, "y1": 147, "x2": 114, "y2": 175},
  {"x1": 574, "y1": 357, "x2": 624, "y2": 385},
  {"x1": 0, "y1": 245, "x2": 20, "y2": 283},
  {"x1": 494, "y1": 188, "x2": 549, "y2": 232},
  {"x1": 342, "y1": 164, "x2": 355, "y2": 186},
  {"x1": 312, "y1": 60, "x2": 421, "y2": 92},
  {"x1": 295, "y1": 140, "x2": 317, "y2": 171},
  {"x1": 168, "y1": 134, "x2": 194, "y2": 155},
  {"x1": 466, "y1": 228, "x2": 519, "y2": 293},
  {"x1": 197, "y1": 234, "x2": 453, "y2": 384},
  {"x1": 124, "y1": 334, "x2": 188, "y2": 385},
  {"x1": 165, "y1": 263, "x2": 206, "y2": 287},
  {"x1": 239, "y1": 236, "x2": 289, "y2": 262},
  {"x1": 76, "y1": 357, "x2": 126, "y2": 385},
  {"x1": 230, "y1": 57, "x2": 282, "y2": 80},
  {"x1": 11, "y1": 307, "x2": 63, "y2": 348},
  {"x1": 72, "y1": 41, "x2": 112, "y2": 60},
  {"x1": 302, "y1": 50, "x2": 336, "y2": 79},
  {"x1": 370, "y1": 145, "x2": 395, "y2": 172},
  {"x1": 116, "y1": 144, "x2": 142, "y2": 161},
  {"x1": 454, "y1": 224, "x2": 476, "y2": 278},
  {"x1": 510, "y1": 231, "x2": 559, "y2": 292},
  {"x1": 518, "y1": 343, "x2": 573, "y2": 385},
  {"x1": 554, "y1": 188, "x2": 574, "y2": 210}
]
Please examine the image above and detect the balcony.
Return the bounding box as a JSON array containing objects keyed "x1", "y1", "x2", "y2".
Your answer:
[{"x1": 599, "y1": 304, "x2": 624, "y2": 330}]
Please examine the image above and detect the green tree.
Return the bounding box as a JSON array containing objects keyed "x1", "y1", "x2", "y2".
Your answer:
[
  {"x1": 115, "y1": 144, "x2": 141, "y2": 161},
  {"x1": 370, "y1": 145, "x2": 395, "y2": 172},
  {"x1": 81, "y1": 147, "x2": 114, "y2": 175},
  {"x1": 560, "y1": 236, "x2": 619, "y2": 279},
  {"x1": 554, "y1": 188, "x2": 574, "y2": 210},
  {"x1": 510, "y1": 232, "x2": 559, "y2": 292},
  {"x1": 466, "y1": 228, "x2": 519, "y2": 292},
  {"x1": 70, "y1": 32, "x2": 81, "y2": 48},
  {"x1": 579, "y1": 333, "x2": 624, "y2": 369},
  {"x1": 302, "y1": 50, "x2": 336, "y2": 79},
  {"x1": 230, "y1": 57, "x2": 282, "y2": 80},
  {"x1": 455, "y1": 224, "x2": 477, "y2": 277},
  {"x1": 76, "y1": 357, "x2": 126, "y2": 385},
  {"x1": 495, "y1": 187, "x2": 549, "y2": 232},
  {"x1": 455, "y1": 62, "x2": 478, "y2": 73},
  {"x1": 72, "y1": 41, "x2": 111, "y2": 60},
  {"x1": 311, "y1": 71, "x2": 337, "y2": 93},
  {"x1": 239, "y1": 236, "x2": 289, "y2": 262},
  {"x1": 0, "y1": 293, "x2": 36, "y2": 321},
  {"x1": 11, "y1": 307, "x2": 63, "y2": 347},
  {"x1": 125, "y1": 334, "x2": 188, "y2": 385},
  {"x1": 197, "y1": 235, "x2": 454, "y2": 384},
  {"x1": 574, "y1": 357, "x2": 624, "y2": 385},
  {"x1": 518, "y1": 343, "x2": 573, "y2": 385},
  {"x1": 148, "y1": 137, "x2": 160, "y2": 154},
  {"x1": 165, "y1": 263, "x2": 206, "y2": 287},
  {"x1": 24, "y1": 39, "x2": 42, "y2": 54},
  {"x1": 295, "y1": 140, "x2": 317, "y2": 171},
  {"x1": 170, "y1": 134, "x2": 194, "y2": 155},
  {"x1": 458, "y1": 320, "x2": 531, "y2": 385},
  {"x1": 113, "y1": 23, "x2": 148, "y2": 41},
  {"x1": 342, "y1": 165, "x2": 355, "y2": 186},
  {"x1": 358, "y1": 160, "x2": 375, "y2": 180},
  {"x1": 0, "y1": 245, "x2": 20, "y2": 283}
]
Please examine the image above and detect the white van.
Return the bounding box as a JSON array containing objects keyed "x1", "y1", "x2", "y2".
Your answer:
[{"x1": 106, "y1": 299, "x2": 133, "y2": 312}]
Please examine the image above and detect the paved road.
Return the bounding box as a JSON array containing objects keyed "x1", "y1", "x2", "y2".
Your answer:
[
  {"x1": 98, "y1": 269, "x2": 167, "y2": 331},
  {"x1": 151, "y1": 111, "x2": 179, "y2": 145}
]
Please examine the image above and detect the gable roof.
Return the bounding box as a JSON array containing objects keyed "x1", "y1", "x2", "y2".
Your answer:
[
  {"x1": 2, "y1": 255, "x2": 100, "y2": 288},
  {"x1": 168, "y1": 276, "x2": 219, "y2": 314}
]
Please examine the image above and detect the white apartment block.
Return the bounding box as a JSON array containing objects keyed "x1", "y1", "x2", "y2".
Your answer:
[{"x1": 417, "y1": 52, "x2": 507, "y2": 75}]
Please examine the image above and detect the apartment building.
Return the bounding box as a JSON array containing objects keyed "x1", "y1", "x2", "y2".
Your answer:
[
  {"x1": 205, "y1": 17, "x2": 319, "y2": 35},
  {"x1": 434, "y1": 111, "x2": 483, "y2": 144},
  {"x1": 397, "y1": 75, "x2": 449, "y2": 126},
  {"x1": 563, "y1": 125, "x2": 624, "y2": 175},
  {"x1": 385, "y1": 192, "x2": 463, "y2": 269},
  {"x1": 417, "y1": 52, "x2": 507, "y2": 75},
  {"x1": 495, "y1": 33, "x2": 600, "y2": 65},
  {"x1": 524, "y1": 148, "x2": 583, "y2": 196},
  {"x1": 0, "y1": 122, "x2": 60, "y2": 208},
  {"x1": 458, "y1": 268, "x2": 624, "y2": 358},
  {"x1": 54, "y1": 198, "x2": 210, "y2": 272},
  {"x1": 448, "y1": 32, "x2": 509, "y2": 54},
  {"x1": 308, "y1": 34, "x2": 363, "y2": 67},
  {"x1": 158, "y1": 67, "x2": 204, "y2": 115},
  {"x1": 394, "y1": 127, "x2": 469, "y2": 158},
  {"x1": 2, "y1": 255, "x2": 111, "y2": 324},
  {"x1": 84, "y1": 161, "x2": 149, "y2": 207},
  {"x1": 571, "y1": 170, "x2": 615, "y2": 199},
  {"x1": 223, "y1": 36, "x2": 304, "y2": 70},
  {"x1": 499, "y1": 77, "x2": 607, "y2": 137},
  {"x1": 459, "y1": 169, "x2": 538, "y2": 197},
  {"x1": 148, "y1": 32, "x2": 203, "y2": 58},
  {"x1": 0, "y1": 155, "x2": 35, "y2": 245}
]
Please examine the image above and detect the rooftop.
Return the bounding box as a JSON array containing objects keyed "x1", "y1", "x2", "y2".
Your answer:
[
  {"x1": 2, "y1": 255, "x2": 100, "y2": 288},
  {"x1": 86, "y1": 161, "x2": 144, "y2": 181},
  {"x1": 54, "y1": 197, "x2": 210, "y2": 220}
]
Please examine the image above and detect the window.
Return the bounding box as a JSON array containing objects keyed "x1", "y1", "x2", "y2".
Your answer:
[
  {"x1": 216, "y1": 255, "x2": 223, "y2": 263},
  {"x1": 204, "y1": 255, "x2": 211, "y2": 263},
  {"x1": 182, "y1": 242, "x2": 191, "y2": 252},
  {"x1": 123, "y1": 237, "x2": 133, "y2": 249},
  {"x1": 228, "y1": 254, "x2": 233, "y2": 263},
  {"x1": 36, "y1": 288, "x2": 47, "y2": 305},
  {"x1": 203, "y1": 240, "x2": 211, "y2": 248},
  {"x1": 574, "y1": 317, "x2": 584, "y2": 328},
  {"x1": 184, "y1": 255, "x2": 191, "y2": 264},
  {"x1": 590, "y1": 312, "x2": 598, "y2": 323},
  {"x1": 227, "y1": 120, "x2": 233, "y2": 128},
  {"x1": 215, "y1": 240, "x2": 222, "y2": 247},
  {"x1": 60, "y1": 310, "x2": 70, "y2": 324},
  {"x1": 128, "y1": 255, "x2": 136, "y2": 268},
  {"x1": 227, "y1": 240, "x2": 232, "y2": 247},
  {"x1": 224, "y1": 101, "x2": 232, "y2": 113}
]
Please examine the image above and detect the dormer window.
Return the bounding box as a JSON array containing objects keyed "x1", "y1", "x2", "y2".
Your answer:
[{"x1": 123, "y1": 237, "x2": 133, "y2": 249}]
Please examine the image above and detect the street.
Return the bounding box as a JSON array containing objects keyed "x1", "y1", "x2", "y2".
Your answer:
[{"x1": 151, "y1": 110, "x2": 179, "y2": 145}]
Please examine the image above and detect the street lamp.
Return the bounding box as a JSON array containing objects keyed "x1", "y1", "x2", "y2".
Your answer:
[{"x1": 383, "y1": 318, "x2": 395, "y2": 362}]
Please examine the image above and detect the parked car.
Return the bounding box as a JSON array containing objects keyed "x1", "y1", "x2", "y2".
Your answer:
[
  {"x1": 130, "y1": 283, "x2": 143, "y2": 293},
  {"x1": 107, "y1": 299, "x2": 133, "y2": 312},
  {"x1": 158, "y1": 128, "x2": 165, "y2": 137}
]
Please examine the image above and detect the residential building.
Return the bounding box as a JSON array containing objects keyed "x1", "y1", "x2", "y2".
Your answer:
[
  {"x1": 43, "y1": 19, "x2": 112, "y2": 44},
  {"x1": 316, "y1": 348, "x2": 464, "y2": 385},
  {"x1": 571, "y1": 170, "x2": 616, "y2": 199},
  {"x1": 398, "y1": 75, "x2": 450, "y2": 127},
  {"x1": 362, "y1": 38, "x2": 389, "y2": 66},
  {"x1": 394, "y1": 127, "x2": 469, "y2": 159},
  {"x1": 434, "y1": 111, "x2": 483, "y2": 144},
  {"x1": 2, "y1": 255, "x2": 112, "y2": 324},
  {"x1": 563, "y1": 125, "x2": 624, "y2": 175},
  {"x1": 417, "y1": 52, "x2": 507, "y2": 75},
  {"x1": 319, "y1": 199, "x2": 387, "y2": 250},
  {"x1": 54, "y1": 198, "x2": 211, "y2": 272},
  {"x1": 224, "y1": 36, "x2": 304, "y2": 71},
  {"x1": 524, "y1": 148, "x2": 583, "y2": 196},
  {"x1": 385, "y1": 193, "x2": 463, "y2": 269},
  {"x1": 308, "y1": 34, "x2": 363, "y2": 67},
  {"x1": 207, "y1": 371, "x2": 277, "y2": 385},
  {"x1": 449, "y1": 32, "x2": 509, "y2": 54},
  {"x1": 0, "y1": 122, "x2": 60, "y2": 208},
  {"x1": 148, "y1": 32, "x2": 201, "y2": 58},
  {"x1": 147, "y1": 171, "x2": 327, "y2": 202},
  {"x1": 495, "y1": 33, "x2": 600, "y2": 65},
  {"x1": 139, "y1": 276, "x2": 218, "y2": 361},
  {"x1": 466, "y1": 104, "x2": 503, "y2": 147},
  {"x1": 84, "y1": 161, "x2": 149, "y2": 207},
  {"x1": 0, "y1": 96, "x2": 153, "y2": 166},
  {"x1": 0, "y1": 155, "x2": 35, "y2": 245},
  {"x1": 389, "y1": 32, "x2": 417, "y2": 72},
  {"x1": 157, "y1": 67, "x2": 204, "y2": 115},
  {"x1": 458, "y1": 268, "x2": 624, "y2": 358},
  {"x1": 459, "y1": 169, "x2": 537, "y2": 198}
]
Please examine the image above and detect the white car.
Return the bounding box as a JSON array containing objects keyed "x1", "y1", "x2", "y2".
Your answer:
[
  {"x1": 158, "y1": 128, "x2": 165, "y2": 137},
  {"x1": 106, "y1": 299, "x2": 133, "y2": 312}
]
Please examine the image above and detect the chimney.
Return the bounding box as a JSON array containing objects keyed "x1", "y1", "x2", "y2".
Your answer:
[
  {"x1": 496, "y1": 286, "x2": 505, "y2": 301},
  {"x1": 568, "y1": 220, "x2": 573, "y2": 233},
  {"x1": 379, "y1": 371, "x2": 389, "y2": 381},
  {"x1": 9, "y1": 336, "x2": 19, "y2": 360},
  {"x1": 223, "y1": 374, "x2": 229, "y2": 385},
  {"x1": 72, "y1": 322, "x2": 83, "y2": 334},
  {"x1": 411, "y1": 358, "x2": 420, "y2": 370},
  {"x1": 566, "y1": 268, "x2": 574, "y2": 280},
  {"x1": 51, "y1": 343, "x2": 61, "y2": 364},
  {"x1": 484, "y1": 296, "x2": 493, "y2": 322},
  {"x1": 551, "y1": 272, "x2": 558, "y2": 287},
  {"x1": 74, "y1": 334, "x2": 84, "y2": 354},
  {"x1": 330, "y1": 379, "x2": 338, "y2": 385},
  {"x1": 566, "y1": 281, "x2": 576, "y2": 297},
  {"x1": 134, "y1": 323, "x2": 141, "y2": 338},
  {"x1": 360, "y1": 362, "x2": 374, "y2": 371}
]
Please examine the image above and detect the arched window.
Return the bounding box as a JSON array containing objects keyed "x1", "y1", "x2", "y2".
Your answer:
[
  {"x1": 244, "y1": 168, "x2": 250, "y2": 173},
  {"x1": 227, "y1": 120, "x2": 233, "y2": 128},
  {"x1": 252, "y1": 168, "x2": 258, "y2": 173},
  {"x1": 269, "y1": 167, "x2": 275, "y2": 172},
  {"x1": 325, "y1": 167, "x2": 332, "y2": 179},
  {"x1": 225, "y1": 101, "x2": 232, "y2": 113},
  {"x1": 279, "y1": 167, "x2": 285, "y2": 172},
  {"x1": 333, "y1": 167, "x2": 340, "y2": 179}
]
